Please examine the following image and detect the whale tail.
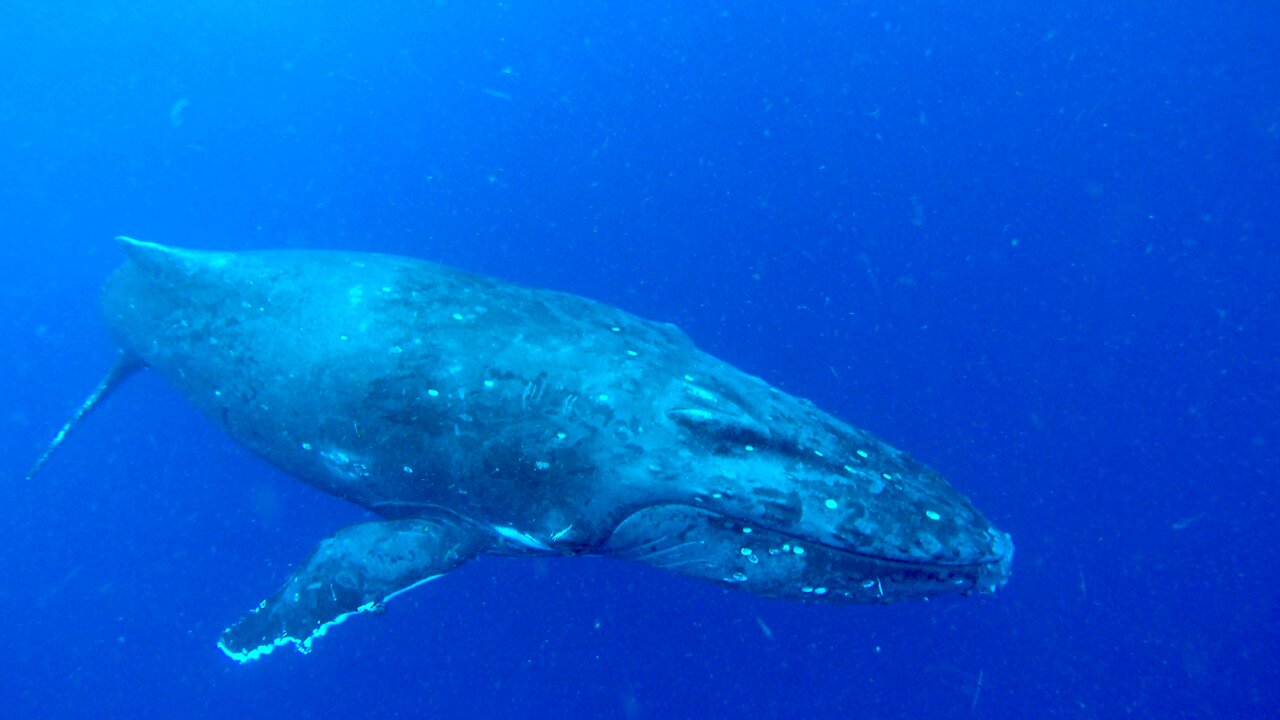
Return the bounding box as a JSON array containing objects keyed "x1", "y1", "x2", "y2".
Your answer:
[{"x1": 27, "y1": 350, "x2": 143, "y2": 481}]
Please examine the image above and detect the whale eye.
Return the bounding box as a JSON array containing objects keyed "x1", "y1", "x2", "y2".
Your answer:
[{"x1": 667, "y1": 407, "x2": 772, "y2": 450}]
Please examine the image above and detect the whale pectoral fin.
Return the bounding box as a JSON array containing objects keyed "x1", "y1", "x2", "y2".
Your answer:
[{"x1": 218, "y1": 517, "x2": 487, "y2": 663}]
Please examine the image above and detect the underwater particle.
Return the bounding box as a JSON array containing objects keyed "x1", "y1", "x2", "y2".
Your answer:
[
  {"x1": 427, "y1": 389, "x2": 440, "y2": 397},
  {"x1": 856, "y1": 450, "x2": 869, "y2": 459},
  {"x1": 740, "y1": 547, "x2": 753, "y2": 556},
  {"x1": 793, "y1": 545, "x2": 806, "y2": 556},
  {"x1": 403, "y1": 465, "x2": 414, "y2": 473},
  {"x1": 452, "y1": 313, "x2": 464, "y2": 321},
  {"x1": 824, "y1": 498, "x2": 839, "y2": 510},
  {"x1": 925, "y1": 510, "x2": 941, "y2": 521},
  {"x1": 745, "y1": 445, "x2": 755, "y2": 452},
  {"x1": 169, "y1": 97, "x2": 189, "y2": 127},
  {"x1": 626, "y1": 350, "x2": 638, "y2": 357}
]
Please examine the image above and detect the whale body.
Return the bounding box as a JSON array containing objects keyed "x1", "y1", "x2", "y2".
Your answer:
[{"x1": 38, "y1": 237, "x2": 1012, "y2": 662}]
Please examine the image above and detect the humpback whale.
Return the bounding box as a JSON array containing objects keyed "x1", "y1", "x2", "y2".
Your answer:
[{"x1": 33, "y1": 237, "x2": 1013, "y2": 663}]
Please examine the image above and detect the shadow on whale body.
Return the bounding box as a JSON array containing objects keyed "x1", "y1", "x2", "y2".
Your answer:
[{"x1": 33, "y1": 236, "x2": 1013, "y2": 663}]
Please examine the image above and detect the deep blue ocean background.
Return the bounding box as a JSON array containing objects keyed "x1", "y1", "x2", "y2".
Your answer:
[{"x1": 2, "y1": 2, "x2": 1276, "y2": 718}]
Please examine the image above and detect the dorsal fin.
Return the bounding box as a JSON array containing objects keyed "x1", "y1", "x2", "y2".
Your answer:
[
  {"x1": 115, "y1": 236, "x2": 232, "y2": 284},
  {"x1": 26, "y1": 351, "x2": 143, "y2": 481}
]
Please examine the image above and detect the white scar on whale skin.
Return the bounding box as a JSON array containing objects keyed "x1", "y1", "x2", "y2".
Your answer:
[{"x1": 493, "y1": 525, "x2": 553, "y2": 552}]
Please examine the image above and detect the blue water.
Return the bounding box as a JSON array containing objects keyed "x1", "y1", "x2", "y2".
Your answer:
[{"x1": 2, "y1": 2, "x2": 1276, "y2": 718}]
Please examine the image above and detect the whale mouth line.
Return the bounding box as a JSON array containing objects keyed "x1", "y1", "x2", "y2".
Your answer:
[
  {"x1": 753, "y1": 522, "x2": 1013, "y2": 575},
  {"x1": 823, "y1": 542, "x2": 1010, "y2": 573}
]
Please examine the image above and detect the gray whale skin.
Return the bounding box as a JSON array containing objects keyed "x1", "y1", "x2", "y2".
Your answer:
[{"x1": 41, "y1": 237, "x2": 1013, "y2": 663}]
